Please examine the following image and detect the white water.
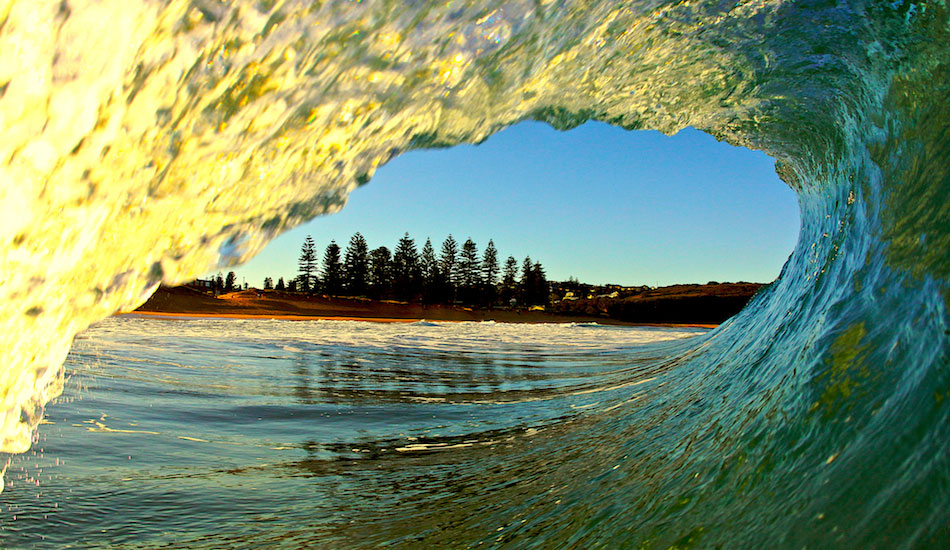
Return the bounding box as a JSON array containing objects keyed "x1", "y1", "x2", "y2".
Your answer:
[{"x1": 113, "y1": 316, "x2": 704, "y2": 351}]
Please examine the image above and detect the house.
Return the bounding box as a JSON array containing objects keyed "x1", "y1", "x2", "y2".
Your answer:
[{"x1": 185, "y1": 278, "x2": 214, "y2": 290}]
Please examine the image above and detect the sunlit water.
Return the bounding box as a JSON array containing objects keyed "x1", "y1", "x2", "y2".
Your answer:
[{"x1": 1, "y1": 317, "x2": 707, "y2": 549}]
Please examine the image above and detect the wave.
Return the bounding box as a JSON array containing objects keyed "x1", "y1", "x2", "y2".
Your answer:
[{"x1": 1, "y1": 0, "x2": 948, "y2": 546}]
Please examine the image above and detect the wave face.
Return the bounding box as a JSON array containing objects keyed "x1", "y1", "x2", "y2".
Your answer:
[{"x1": 0, "y1": 0, "x2": 948, "y2": 544}]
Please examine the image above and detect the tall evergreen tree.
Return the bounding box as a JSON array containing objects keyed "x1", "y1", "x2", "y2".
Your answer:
[
  {"x1": 368, "y1": 246, "x2": 392, "y2": 299},
  {"x1": 520, "y1": 256, "x2": 533, "y2": 302},
  {"x1": 275, "y1": 277, "x2": 285, "y2": 291},
  {"x1": 214, "y1": 272, "x2": 225, "y2": 293},
  {"x1": 459, "y1": 238, "x2": 480, "y2": 287},
  {"x1": 458, "y1": 238, "x2": 481, "y2": 304},
  {"x1": 481, "y1": 239, "x2": 499, "y2": 305},
  {"x1": 322, "y1": 241, "x2": 343, "y2": 295},
  {"x1": 420, "y1": 238, "x2": 441, "y2": 304},
  {"x1": 501, "y1": 256, "x2": 518, "y2": 304},
  {"x1": 531, "y1": 261, "x2": 549, "y2": 306},
  {"x1": 343, "y1": 232, "x2": 369, "y2": 296},
  {"x1": 263, "y1": 277, "x2": 273, "y2": 290},
  {"x1": 482, "y1": 240, "x2": 499, "y2": 286},
  {"x1": 298, "y1": 235, "x2": 318, "y2": 292},
  {"x1": 440, "y1": 235, "x2": 459, "y2": 302},
  {"x1": 440, "y1": 235, "x2": 459, "y2": 285},
  {"x1": 225, "y1": 271, "x2": 237, "y2": 292},
  {"x1": 392, "y1": 233, "x2": 420, "y2": 301},
  {"x1": 502, "y1": 256, "x2": 518, "y2": 287}
]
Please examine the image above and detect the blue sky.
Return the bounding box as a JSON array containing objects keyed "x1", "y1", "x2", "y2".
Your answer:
[{"x1": 215, "y1": 121, "x2": 800, "y2": 288}]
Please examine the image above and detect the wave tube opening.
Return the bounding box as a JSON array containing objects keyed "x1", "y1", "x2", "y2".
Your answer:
[{"x1": 230, "y1": 121, "x2": 801, "y2": 292}]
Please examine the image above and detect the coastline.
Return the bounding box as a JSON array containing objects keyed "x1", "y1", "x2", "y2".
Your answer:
[
  {"x1": 120, "y1": 310, "x2": 718, "y2": 329},
  {"x1": 123, "y1": 287, "x2": 719, "y2": 329}
]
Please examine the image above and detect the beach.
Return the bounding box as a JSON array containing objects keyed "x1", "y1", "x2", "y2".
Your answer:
[{"x1": 128, "y1": 285, "x2": 719, "y2": 328}]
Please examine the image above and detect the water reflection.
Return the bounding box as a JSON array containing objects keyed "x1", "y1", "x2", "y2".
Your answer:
[
  {"x1": 290, "y1": 352, "x2": 316, "y2": 405},
  {"x1": 0, "y1": 318, "x2": 702, "y2": 549}
]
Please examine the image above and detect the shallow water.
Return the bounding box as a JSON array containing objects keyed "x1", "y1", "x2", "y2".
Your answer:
[{"x1": 1, "y1": 317, "x2": 707, "y2": 549}]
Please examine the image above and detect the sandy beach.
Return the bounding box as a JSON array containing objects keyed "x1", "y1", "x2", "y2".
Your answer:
[{"x1": 127, "y1": 286, "x2": 718, "y2": 329}]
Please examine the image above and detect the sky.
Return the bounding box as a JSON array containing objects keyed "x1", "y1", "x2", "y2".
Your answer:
[{"x1": 213, "y1": 121, "x2": 800, "y2": 288}]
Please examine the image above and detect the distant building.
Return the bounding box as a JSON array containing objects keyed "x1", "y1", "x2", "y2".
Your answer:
[{"x1": 185, "y1": 278, "x2": 214, "y2": 290}]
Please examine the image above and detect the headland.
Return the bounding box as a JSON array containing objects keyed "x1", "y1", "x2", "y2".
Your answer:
[{"x1": 126, "y1": 282, "x2": 765, "y2": 328}]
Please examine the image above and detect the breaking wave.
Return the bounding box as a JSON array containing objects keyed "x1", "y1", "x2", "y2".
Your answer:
[{"x1": 0, "y1": 0, "x2": 948, "y2": 546}]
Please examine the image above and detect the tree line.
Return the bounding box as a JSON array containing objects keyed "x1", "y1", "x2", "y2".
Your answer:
[
  {"x1": 209, "y1": 270, "x2": 242, "y2": 293},
  {"x1": 261, "y1": 233, "x2": 549, "y2": 307}
]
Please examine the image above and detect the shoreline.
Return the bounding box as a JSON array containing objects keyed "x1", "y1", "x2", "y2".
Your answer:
[
  {"x1": 119, "y1": 310, "x2": 718, "y2": 329},
  {"x1": 124, "y1": 286, "x2": 721, "y2": 329}
]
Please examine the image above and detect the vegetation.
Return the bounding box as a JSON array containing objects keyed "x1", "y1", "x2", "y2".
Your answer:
[
  {"x1": 297, "y1": 235, "x2": 318, "y2": 292},
  {"x1": 343, "y1": 233, "x2": 369, "y2": 296},
  {"x1": 189, "y1": 234, "x2": 763, "y2": 323},
  {"x1": 179, "y1": 234, "x2": 764, "y2": 324},
  {"x1": 261, "y1": 233, "x2": 552, "y2": 308}
]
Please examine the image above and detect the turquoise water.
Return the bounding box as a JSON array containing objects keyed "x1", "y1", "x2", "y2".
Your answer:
[
  {"x1": 5, "y1": 307, "x2": 945, "y2": 548},
  {"x1": 1, "y1": 318, "x2": 708, "y2": 548}
]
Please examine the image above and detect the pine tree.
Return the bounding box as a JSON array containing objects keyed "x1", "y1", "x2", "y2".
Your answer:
[
  {"x1": 275, "y1": 277, "x2": 285, "y2": 291},
  {"x1": 225, "y1": 271, "x2": 237, "y2": 292},
  {"x1": 503, "y1": 256, "x2": 518, "y2": 287},
  {"x1": 298, "y1": 235, "x2": 318, "y2": 292},
  {"x1": 368, "y1": 246, "x2": 392, "y2": 299},
  {"x1": 420, "y1": 238, "x2": 440, "y2": 304},
  {"x1": 263, "y1": 277, "x2": 273, "y2": 290},
  {"x1": 214, "y1": 272, "x2": 225, "y2": 293},
  {"x1": 440, "y1": 235, "x2": 458, "y2": 285},
  {"x1": 440, "y1": 235, "x2": 459, "y2": 302},
  {"x1": 520, "y1": 256, "x2": 533, "y2": 303},
  {"x1": 481, "y1": 239, "x2": 499, "y2": 305},
  {"x1": 322, "y1": 241, "x2": 343, "y2": 295},
  {"x1": 343, "y1": 232, "x2": 369, "y2": 296},
  {"x1": 459, "y1": 238, "x2": 480, "y2": 304},
  {"x1": 459, "y1": 238, "x2": 480, "y2": 287},
  {"x1": 501, "y1": 256, "x2": 518, "y2": 305},
  {"x1": 392, "y1": 233, "x2": 420, "y2": 301},
  {"x1": 531, "y1": 262, "x2": 549, "y2": 306},
  {"x1": 482, "y1": 240, "x2": 499, "y2": 286}
]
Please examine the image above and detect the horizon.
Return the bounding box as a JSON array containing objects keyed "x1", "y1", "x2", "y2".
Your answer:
[{"x1": 209, "y1": 121, "x2": 800, "y2": 288}]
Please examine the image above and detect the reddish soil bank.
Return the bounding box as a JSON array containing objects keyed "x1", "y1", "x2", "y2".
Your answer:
[
  {"x1": 127, "y1": 286, "x2": 723, "y2": 328},
  {"x1": 605, "y1": 282, "x2": 764, "y2": 324}
]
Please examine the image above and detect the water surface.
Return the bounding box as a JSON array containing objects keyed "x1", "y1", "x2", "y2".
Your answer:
[{"x1": 1, "y1": 317, "x2": 705, "y2": 549}]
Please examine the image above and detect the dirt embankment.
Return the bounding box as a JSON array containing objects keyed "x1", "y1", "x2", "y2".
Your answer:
[
  {"x1": 130, "y1": 283, "x2": 763, "y2": 327},
  {"x1": 129, "y1": 287, "x2": 644, "y2": 325},
  {"x1": 550, "y1": 282, "x2": 764, "y2": 324}
]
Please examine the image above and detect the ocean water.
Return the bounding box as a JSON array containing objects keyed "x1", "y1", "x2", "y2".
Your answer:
[
  {"x1": 1, "y1": 317, "x2": 708, "y2": 549},
  {"x1": 1, "y1": 0, "x2": 949, "y2": 547}
]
